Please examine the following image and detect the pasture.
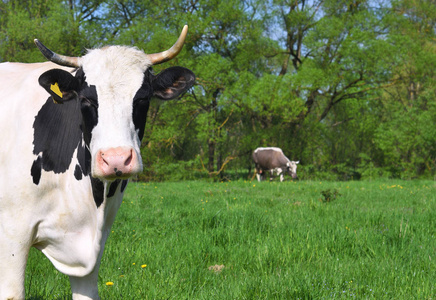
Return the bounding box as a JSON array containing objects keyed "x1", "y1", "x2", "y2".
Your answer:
[{"x1": 26, "y1": 180, "x2": 435, "y2": 299}]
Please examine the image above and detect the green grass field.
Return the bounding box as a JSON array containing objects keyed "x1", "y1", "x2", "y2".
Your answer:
[{"x1": 25, "y1": 180, "x2": 436, "y2": 299}]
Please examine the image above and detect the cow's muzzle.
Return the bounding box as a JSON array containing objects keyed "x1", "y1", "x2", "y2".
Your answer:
[{"x1": 94, "y1": 147, "x2": 141, "y2": 180}]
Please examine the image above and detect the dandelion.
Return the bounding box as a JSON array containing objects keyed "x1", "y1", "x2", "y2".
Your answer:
[
  {"x1": 141, "y1": 264, "x2": 147, "y2": 268},
  {"x1": 132, "y1": 263, "x2": 136, "y2": 265},
  {"x1": 253, "y1": 184, "x2": 256, "y2": 187},
  {"x1": 106, "y1": 282, "x2": 114, "y2": 286}
]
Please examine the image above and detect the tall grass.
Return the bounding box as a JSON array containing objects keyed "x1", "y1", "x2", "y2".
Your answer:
[{"x1": 25, "y1": 180, "x2": 436, "y2": 299}]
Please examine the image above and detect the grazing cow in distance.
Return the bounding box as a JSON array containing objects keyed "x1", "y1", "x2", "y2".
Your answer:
[
  {"x1": 252, "y1": 147, "x2": 299, "y2": 182},
  {"x1": 0, "y1": 26, "x2": 195, "y2": 299}
]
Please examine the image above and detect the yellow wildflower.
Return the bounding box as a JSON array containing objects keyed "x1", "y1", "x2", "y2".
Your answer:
[
  {"x1": 141, "y1": 264, "x2": 147, "y2": 268},
  {"x1": 106, "y1": 282, "x2": 114, "y2": 286}
]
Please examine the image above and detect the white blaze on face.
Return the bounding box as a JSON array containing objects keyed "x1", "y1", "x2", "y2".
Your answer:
[{"x1": 80, "y1": 46, "x2": 152, "y2": 179}]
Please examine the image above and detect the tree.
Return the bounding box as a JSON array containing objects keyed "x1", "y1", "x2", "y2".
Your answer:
[
  {"x1": 372, "y1": 0, "x2": 436, "y2": 178},
  {"x1": 0, "y1": 0, "x2": 104, "y2": 62}
]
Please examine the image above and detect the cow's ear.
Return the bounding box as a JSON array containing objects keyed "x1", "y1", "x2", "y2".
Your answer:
[
  {"x1": 152, "y1": 66, "x2": 195, "y2": 100},
  {"x1": 38, "y1": 69, "x2": 80, "y2": 104}
]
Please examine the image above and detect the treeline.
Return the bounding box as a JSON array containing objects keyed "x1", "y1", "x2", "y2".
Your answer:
[{"x1": 1, "y1": 0, "x2": 435, "y2": 180}]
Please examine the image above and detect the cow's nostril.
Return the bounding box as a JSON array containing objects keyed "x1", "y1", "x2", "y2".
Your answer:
[
  {"x1": 101, "y1": 154, "x2": 109, "y2": 166},
  {"x1": 124, "y1": 151, "x2": 133, "y2": 166}
]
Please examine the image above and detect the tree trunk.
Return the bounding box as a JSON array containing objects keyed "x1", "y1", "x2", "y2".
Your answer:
[{"x1": 208, "y1": 139, "x2": 215, "y2": 174}]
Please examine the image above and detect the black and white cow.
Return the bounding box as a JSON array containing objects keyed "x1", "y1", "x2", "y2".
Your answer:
[
  {"x1": 252, "y1": 147, "x2": 299, "y2": 182},
  {"x1": 0, "y1": 26, "x2": 195, "y2": 299}
]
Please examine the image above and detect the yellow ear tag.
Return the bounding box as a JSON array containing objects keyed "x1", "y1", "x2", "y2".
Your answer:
[{"x1": 50, "y1": 82, "x2": 63, "y2": 98}]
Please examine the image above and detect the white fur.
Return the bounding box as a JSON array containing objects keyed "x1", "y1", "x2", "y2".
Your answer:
[
  {"x1": 254, "y1": 147, "x2": 284, "y2": 154},
  {"x1": 81, "y1": 47, "x2": 152, "y2": 177}
]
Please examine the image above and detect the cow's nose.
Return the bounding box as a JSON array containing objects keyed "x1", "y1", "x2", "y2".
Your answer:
[{"x1": 95, "y1": 147, "x2": 139, "y2": 179}]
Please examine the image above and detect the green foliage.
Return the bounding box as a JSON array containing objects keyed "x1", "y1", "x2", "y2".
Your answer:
[
  {"x1": 0, "y1": 0, "x2": 99, "y2": 62},
  {"x1": 374, "y1": 100, "x2": 436, "y2": 179}
]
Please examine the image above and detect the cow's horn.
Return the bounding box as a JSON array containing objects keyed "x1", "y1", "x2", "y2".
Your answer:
[
  {"x1": 34, "y1": 39, "x2": 80, "y2": 68},
  {"x1": 146, "y1": 25, "x2": 188, "y2": 65}
]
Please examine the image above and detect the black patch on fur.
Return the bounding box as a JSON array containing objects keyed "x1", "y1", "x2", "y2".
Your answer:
[
  {"x1": 132, "y1": 71, "x2": 152, "y2": 141},
  {"x1": 91, "y1": 176, "x2": 104, "y2": 207},
  {"x1": 32, "y1": 98, "x2": 83, "y2": 174},
  {"x1": 107, "y1": 179, "x2": 121, "y2": 198},
  {"x1": 32, "y1": 68, "x2": 102, "y2": 207},
  {"x1": 76, "y1": 139, "x2": 91, "y2": 176},
  {"x1": 31, "y1": 156, "x2": 42, "y2": 185},
  {"x1": 78, "y1": 73, "x2": 98, "y2": 146},
  {"x1": 121, "y1": 179, "x2": 128, "y2": 193},
  {"x1": 74, "y1": 164, "x2": 83, "y2": 180}
]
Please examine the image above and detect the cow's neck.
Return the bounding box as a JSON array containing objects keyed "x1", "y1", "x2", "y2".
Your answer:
[
  {"x1": 96, "y1": 180, "x2": 126, "y2": 237},
  {"x1": 84, "y1": 179, "x2": 128, "y2": 275}
]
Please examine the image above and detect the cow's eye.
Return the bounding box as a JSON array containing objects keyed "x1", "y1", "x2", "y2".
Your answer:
[
  {"x1": 134, "y1": 97, "x2": 148, "y2": 104},
  {"x1": 133, "y1": 98, "x2": 149, "y2": 110},
  {"x1": 81, "y1": 97, "x2": 98, "y2": 108}
]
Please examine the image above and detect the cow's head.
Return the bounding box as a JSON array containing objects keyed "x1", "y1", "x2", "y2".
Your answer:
[
  {"x1": 34, "y1": 26, "x2": 195, "y2": 181},
  {"x1": 286, "y1": 161, "x2": 299, "y2": 179}
]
